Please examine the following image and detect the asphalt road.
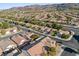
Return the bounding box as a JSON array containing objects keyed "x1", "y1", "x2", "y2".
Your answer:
[
  {"x1": 61, "y1": 50, "x2": 76, "y2": 56},
  {"x1": 64, "y1": 27, "x2": 79, "y2": 49},
  {"x1": 4, "y1": 18, "x2": 79, "y2": 50},
  {"x1": 21, "y1": 29, "x2": 49, "y2": 56},
  {"x1": 60, "y1": 27, "x2": 79, "y2": 56},
  {"x1": 19, "y1": 25, "x2": 79, "y2": 56},
  {"x1": 1, "y1": 19, "x2": 79, "y2": 56},
  {"x1": 17, "y1": 25, "x2": 79, "y2": 50},
  {"x1": 13, "y1": 23, "x2": 79, "y2": 56}
]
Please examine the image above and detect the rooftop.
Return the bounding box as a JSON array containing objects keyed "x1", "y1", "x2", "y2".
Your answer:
[
  {"x1": 11, "y1": 34, "x2": 30, "y2": 46},
  {"x1": 27, "y1": 37, "x2": 56, "y2": 56},
  {"x1": 0, "y1": 39, "x2": 16, "y2": 50}
]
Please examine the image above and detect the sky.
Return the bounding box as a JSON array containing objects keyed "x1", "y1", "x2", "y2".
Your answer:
[
  {"x1": 0, "y1": 3, "x2": 33, "y2": 9},
  {"x1": 0, "y1": 3, "x2": 49, "y2": 9},
  {"x1": 0, "y1": 0, "x2": 79, "y2": 9}
]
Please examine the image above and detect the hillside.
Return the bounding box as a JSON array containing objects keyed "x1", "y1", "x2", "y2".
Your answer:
[{"x1": 0, "y1": 3, "x2": 79, "y2": 26}]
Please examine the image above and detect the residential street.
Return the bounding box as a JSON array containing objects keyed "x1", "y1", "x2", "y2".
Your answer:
[
  {"x1": 18, "y1": 25, "x2": 79, "y2": 50},
  {"x1": 1, "y1": 19, "x2": 79, "y2": 56}
]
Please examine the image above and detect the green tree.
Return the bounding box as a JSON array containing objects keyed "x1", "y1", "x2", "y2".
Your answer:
[
  {"x1": 52, "y1": 22, "x2": 62, "y2": 30},
  {"x1": 61, "y1": 34, "x2": 70, "y2": 39},
  {"x1": 51, "y1": 31, "x2": 57, "y2": 36},
  {"x1": 30, "y1": 34, "x2": 39, "y2": 41},
  {"x1": 2, "y1": 22, "x2": 10, "y2": 29},
  {"x1": 0, "y1": 22, "x2": 3, "y2": 28},
  {"x1": 43, "y1": 46, "x2": 56, "y2": 56}
]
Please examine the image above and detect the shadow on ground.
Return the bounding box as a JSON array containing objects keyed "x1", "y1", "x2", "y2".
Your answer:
[
  {"x1": 62, "y1": 46, "x2": 77, "y2": 53},
  {"x1": 73, "y1": 35, "x2": 79, "y2": 42}
]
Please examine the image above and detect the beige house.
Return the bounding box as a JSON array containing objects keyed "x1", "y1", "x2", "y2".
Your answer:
[
  {"x1": 5, "y1": 27, "x2": 18, "y2": 35},
  {"x1": 59, "y1": 30, "x2": 70, "y2": 35}
]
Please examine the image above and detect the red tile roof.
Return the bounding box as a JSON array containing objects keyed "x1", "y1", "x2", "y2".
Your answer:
[
  {"x1": 12, "y1": 35, "x2": 29, "y2": 45},
  {"x1": 27, "y1": 37, "x2": 56, "y2": 56}
]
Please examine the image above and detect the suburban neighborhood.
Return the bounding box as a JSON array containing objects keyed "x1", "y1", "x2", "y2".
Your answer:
[{"x1": 0, "y1": 3, "x2": 79, "y2": 56}]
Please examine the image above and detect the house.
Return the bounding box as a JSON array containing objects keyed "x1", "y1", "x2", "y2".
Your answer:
[
  {"x1": 24, "y1": 32, "x2": 34, "y2": 38},
  {"x1": 0, "y1": 38, "x2": 17, "y2": 55},
  {"x1": 27, "y1": 37, "x2": 56, "y2": 56},
  {"x1": 0, "y1": 39, "x2": 16, "y2": 50},
  {"x1": 5, "y1": 27, "x2": 18, "y2": 35},
  {"x1": 59, "y1": 30, "x2": 70, "y2": 35},
  {"x1": 11, "y1": 34, "x2": 30, "y2": 46}
]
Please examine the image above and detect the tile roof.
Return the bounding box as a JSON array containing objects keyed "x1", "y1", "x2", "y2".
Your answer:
[
  {"x1": 0, "y1": 39, "x2": 16, "y2": 50},
  {"x1": 27, "y1": 37, "x2": 56, "y2": 56},
  {"x1": 12, "y1": 35, "x2": 29, "y2": 45}
]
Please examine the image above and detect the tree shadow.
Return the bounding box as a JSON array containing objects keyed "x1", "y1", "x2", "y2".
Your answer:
[
  {"x1": 73, "y1": 35, "x2": 79, "y2": 42},
  {"x1": 13, "y1": 52, "x2": 20, "y2": 56},
  {"x1": 43, "y1": 46, "x2": 50, "y2": 51},
  {"x1": 63, "y1": 47, "x2": 77, "y2": 53}
]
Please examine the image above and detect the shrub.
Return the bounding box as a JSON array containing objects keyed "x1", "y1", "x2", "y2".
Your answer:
[
  {"x1": 0, "y1": 29, "x2": 6, "y2": 35},
  {"x1": 52, "y1": 22, "x2": 62, "y2": 30},
  {"x1": 51, "y1": 31, "x2": 57, "y2": 36},
  {"x1": 61, "y1": 34, "x2": 70, "y2": 39},
  {"x1": 30, "y1": 34, "x2": 39, "y2": 41},
  {"x1": 43, "y1": 46, "x2": 56, "y2": 56},
  {"x1": 0, "y1": 22, "x2": 10, "y2": 29}
]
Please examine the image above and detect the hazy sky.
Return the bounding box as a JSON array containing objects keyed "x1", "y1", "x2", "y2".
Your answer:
[
  {"x1": 0, "y1": 3, "x2": 50, "y2": 9},
  {"x1": 0, "y1": 3, "x2": 33, "y2": 9},
  {"x1": 0, "y1": 0, "x2": 79, "y2": 9}
]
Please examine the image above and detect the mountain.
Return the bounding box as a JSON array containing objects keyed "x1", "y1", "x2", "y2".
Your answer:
[{"x1": 7, "y1": 3, "x2": 79, "y2": 10}]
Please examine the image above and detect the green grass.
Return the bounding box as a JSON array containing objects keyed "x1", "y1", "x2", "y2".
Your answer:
[
  {"x1": 51, "y1": 31, "x2": 58, "y2": 36},
  {"x1": 61, "y1": 34, "x2": 70, "y2": 39}
]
